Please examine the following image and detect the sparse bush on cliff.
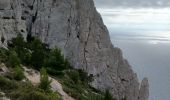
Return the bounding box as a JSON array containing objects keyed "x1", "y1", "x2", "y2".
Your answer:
[
  {"x1": 0, "y1": 34, "x2": 117, "y2": 100},
  {"x1": 78, "y1": 69, "x2": 93, "y2": 84},
  {"x1": 7, "y1": 33, "x2": 29, "y2": 66},
  {"x1": 22, "y1": 50, "x2": 32, "y2": 65},
  {"x1": 39, "y1": 68, "x2": 52, "y2": 92},
  {"x1": 8, "y1": 50, "x2": 21, "y2": 67},
  {"x1": 8, "y1": 81, "x2": 62, "y2": 100},
  {"x1": 31, "y1": 38, "x2": 46, "y2": 69},
  {"x1": 67, "y1": 70, "x2": 80, "y2": 84},
  {"x1": 7, "y1": 33, "x2": 70, "y2": 72},
  {"x1": 13, "y1": 65, "x2": 25, "y2": 81},
  {"x1": 0, "y1": 48, "x2": 8, "y2": 62},
  {"x1": 44, "y1": 48, "x2": 70, "y2": 75},
  {"x1": 8, "y1": 34, "x2": 27, "y2": 62},
  {"x1": 104, "y1": 90, "x2": 116, "y2": 100},
  {"x1": 0, "y1": 76, "x2": 18, "y2": 91},
  {"x1": 8, "y1": 33, "x2": 25, "y2": 49}
]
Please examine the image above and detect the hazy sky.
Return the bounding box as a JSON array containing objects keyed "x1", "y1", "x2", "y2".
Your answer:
[
  {"x1": 94, "y1": 0, "x2": 170, "y2": 8},
  {"x1": 94, "y1": 0, "x2": 170, "y2": 44}
]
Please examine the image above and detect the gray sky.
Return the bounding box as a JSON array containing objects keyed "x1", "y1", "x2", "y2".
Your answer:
[
  {"x1": 94, "y1": 0, "x2": 170, "y2": 8},
  {"x1": 93, "y1": 0, "x2": 170, "y2": 42}
]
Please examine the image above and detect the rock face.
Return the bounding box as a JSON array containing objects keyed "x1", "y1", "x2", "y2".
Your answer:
[
  {"x1": 0, "y1": 63, "x2": 9, "y2": 76},
  {"x1": 0, "y1": 0, "x2": 149, "y2": 100},
  {"x1": 138, "y1": 78, "x2": 149, "y2": 100}
]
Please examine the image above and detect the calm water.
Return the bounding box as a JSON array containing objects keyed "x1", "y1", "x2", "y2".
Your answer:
[{"x1": 111, "y1": 35, "x2": 170, "y2": 100}]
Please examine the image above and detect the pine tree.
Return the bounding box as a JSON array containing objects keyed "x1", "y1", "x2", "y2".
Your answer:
[
  {"x1": 31, "y1": 38, "x2": 45, "y2": 69},
  {"x1": 44, "y1": 48, "x2": 69, "y2": 74}
]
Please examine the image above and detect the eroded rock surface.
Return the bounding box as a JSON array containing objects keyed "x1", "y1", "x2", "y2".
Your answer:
[{"x1": 0, "y1": 0, "x2": 149, "y2": 100}]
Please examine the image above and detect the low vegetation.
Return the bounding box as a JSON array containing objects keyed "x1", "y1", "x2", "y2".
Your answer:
[
  {"x1": 0, "y1": 33, "x2": 116, "y2": 100},
  {"x1": 39, "y1": 68, "x2": 52, "y2": 92}
]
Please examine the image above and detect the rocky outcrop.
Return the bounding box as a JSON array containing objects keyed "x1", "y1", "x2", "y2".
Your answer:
[
  {"x1": 138, "y1": 78, "x2": 149, "y2": 100},
  {"x1": 0, "y1": 63, "x2": 9, "y2": 76},
  {"x1": 0, "y1": 0, "x2": 149, "y2": 100},
  {"x1": 23, "y1": 67, "x2": 74, "y2": 100}
]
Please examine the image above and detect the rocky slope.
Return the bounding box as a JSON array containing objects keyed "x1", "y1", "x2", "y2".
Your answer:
[
  {"x1": 23, "y1": 67, "x2": 74, "y2": 100},
  {"x1": 0, "y1": 0, "x2": 149, "y2": 100}
]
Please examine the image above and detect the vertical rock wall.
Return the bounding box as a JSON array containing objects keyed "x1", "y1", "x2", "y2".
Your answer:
[{"x1": 0, "y1": 0, "x2": 149, "y2": 100}]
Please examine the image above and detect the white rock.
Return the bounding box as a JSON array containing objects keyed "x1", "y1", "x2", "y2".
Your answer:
[{"x1": 0, "y1": 63, "x2": 9, "y2": 76}]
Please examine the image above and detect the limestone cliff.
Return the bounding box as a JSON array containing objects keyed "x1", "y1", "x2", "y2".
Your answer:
[{"x1": 0, "y1": 0, "x2": 149, "y2": 100}]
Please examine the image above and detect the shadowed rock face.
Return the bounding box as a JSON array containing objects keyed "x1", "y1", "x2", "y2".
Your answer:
[{"x1": 0, "y1": 0, "x2": 149, "y2": 100}]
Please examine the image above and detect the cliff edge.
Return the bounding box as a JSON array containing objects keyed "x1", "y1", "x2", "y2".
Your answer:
[{"x1": 0, "y1": 0, "x2": 149, "y2": 100}]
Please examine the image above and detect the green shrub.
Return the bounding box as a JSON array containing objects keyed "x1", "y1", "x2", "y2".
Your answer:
[
  {"x1": 9, "y1": 82, "x2": 62, "y2": 100},
  {"x1": 13, "y1": 66, "x2": 25, "y2": 81},
  {"x1": 67, "y1": 70, "x2": 80, "y2": 84},
  {"x1": 6, "y1": 34, "x2": 31, "y2": 66},
  {"x1": 0, "y1": 48, "x2": 8, "y2": 62},
  {"x1": 12, "y1": 33, "x2": 25, "y2": 48},
  {"x1": 86, "y1": 92, "x2": 104, "y2": 100},
  {"x1": 22, "y1": 50, "x2": 32, "y2": 65},
  {"x1": 62, "y1": 85, "x2": 82, "y2": 99},
  {"x1": 31, "y1": 38, "x2": 45, "y2": 69},
  {"x1": 47, "y1": 92, "x2": 62, "y2": 100},
  {"x1": 8, "y1": 34, "x2": 26, "y2": 61},
  {"x1": 104, "y1": 90, "x2": 116, "y2": 100},
  {"x1": 18, "y1": 90, "x2": 48, "y2": 100},
  {"x1": 7, "y1": 34, "x2": 70, "y2": 73},
  {"x1": 44, "y1": 48, "x2": 70, "y2": 74},
  {"x1": 3, "y1": 34, "x2": 118, "y2": 100},
  {"x1": 78, "y1": 69, "x2": 93, "y2": 84},
  {"x1": 18, "y1": 90, "x2": 62, "y2": 100},
  {"x1": 39, "y1": 68, "x2": 52, "y2": 92},
  {"x1": 8, "y1": 50, "x2": 20, "y2": 67},
  {"x1": 0, "y1": 76, "x2": 18, "y2": 91},
  {"x1": 45, "y1": 67, "x2": 64, "y2": 76}
]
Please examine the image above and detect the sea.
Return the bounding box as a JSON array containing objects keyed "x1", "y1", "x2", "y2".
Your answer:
[{"x1": 111, "y1": 34, "x2": 170, "y2": 100}]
